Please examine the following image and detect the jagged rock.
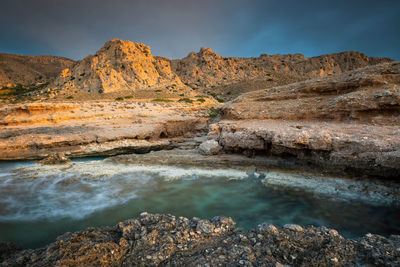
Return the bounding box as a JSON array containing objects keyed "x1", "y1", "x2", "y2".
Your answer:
[
  {"x1": 199, "y1": 139, "x2": 221, "y2": 155},
  {"x1": 38, "y1": 152, "x2": 70, "y2": 165},
  {"x1": 50, "y1": 39, "x2": 188, "y2": 94},
  {"x1": 1, "y1": 213, "x2": 399, "y2": 266}
]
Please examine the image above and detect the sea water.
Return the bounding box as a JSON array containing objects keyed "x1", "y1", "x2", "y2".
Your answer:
[{"x1": 0, "y1": 159, "x2": 399, "y2": 248}]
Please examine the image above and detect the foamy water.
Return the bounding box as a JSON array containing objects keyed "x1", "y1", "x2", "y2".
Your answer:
[
  {"x1": 0, "y1": 159, "x2": 399, "y2": 248},
  {"x1": 0, "y1": 160, "x2": 399, "y2": 222},
  {"x1": 0, "y1": 161, "x2": 249, "y2": 222}
]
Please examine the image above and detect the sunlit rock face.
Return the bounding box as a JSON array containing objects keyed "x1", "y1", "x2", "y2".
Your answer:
[
  {"x1": 51, "y1": 39, "x2": 186, "y2": 93},
  {"x1": 171, "y1": 47, "x2": 392, "y2": 91}
]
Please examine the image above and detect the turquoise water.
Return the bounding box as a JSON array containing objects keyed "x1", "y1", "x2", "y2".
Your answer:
[{"x1": 0, "y1": 160, "x2": 399, "y2": 249}]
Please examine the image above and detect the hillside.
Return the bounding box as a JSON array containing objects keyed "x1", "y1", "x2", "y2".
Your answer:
[
  {"x1": 172, "y1": 49, "x2": 392, "y2": 99},
  {"x1": 0, "y1": 53, "x2": 74, "y2": 87},
  {"x1": 0, "y1": 39, "x2": 393, "y2": 102}
]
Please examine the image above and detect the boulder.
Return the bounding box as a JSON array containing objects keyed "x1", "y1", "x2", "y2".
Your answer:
[{"x1": 199, "y1": 140, "x2": 221, "y2": 155}]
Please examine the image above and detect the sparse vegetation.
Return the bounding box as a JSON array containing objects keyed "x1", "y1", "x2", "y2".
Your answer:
[
  {"x1": 178, "y1": 98, "x2": 193, "y2": 104},
  {"x1": 66, "y1": 96, "x2": 74, "y2": 99},
  {"x1": 196, "y1": 98, "x2": 206, "y2": 103},
  {"x1": 155, "y1": 89, "x2": 162, "y2": 92},
  {"x1": 125, "y1": 95, "x2": 133, "y2": 99},
  {"x1": 216, "y1": 98, "x2": 225, "y2": 103},
  {"x1": 115, "y1": 97, "x2": 124, "y2": 101},
  {"x1": 152, "y1": 98, "x2": 173, "y2": 102},
  {"x1": 179, "y1": 93, "x2": 184, "y2": 97},
  {"x1": 0, "y1": 82, "x2": 49, "y2": 102},
  {"x1": 208, "y1": 107, "x2": 220, "y2": 118}
]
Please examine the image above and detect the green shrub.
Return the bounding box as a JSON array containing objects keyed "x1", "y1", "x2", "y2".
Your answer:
[
  {"x1": 66, "y1": 96, "x2": 74, "y2": 99},
  {"x1": 178, "y1": 98, "x2": 193, "y2": 103},
  {"x1": 179, "y1": 93, "x2": 184, "y2": 97},
  {"x1": 155, "y1": 89, "x2": 162, "y2": 92},
  {"x1": 152, "y1": 98, "x2": 173, "y2": 102},
  {"x1": 196, "y1": 98, "x2": 205, "y2": 103},
  {"x1": 125, "y1": 95, "x2": 133, "y2": 99},
  {"x1": 208, "y1": 108, "x2": 220, "y2": 118},
  {"x1": 98, "y1": 88, "x2": 104, "y2": 94},
  {"x1": 216, "y1": 98, "x2": 224, "y2": 103},
  {"x1": 115, "y1": 97, "x2": 124, "y2": 101}
]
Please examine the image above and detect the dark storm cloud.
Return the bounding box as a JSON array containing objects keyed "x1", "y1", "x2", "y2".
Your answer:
[{"x1": 0, "y1": 0, "x2": 399, "y2": 60}]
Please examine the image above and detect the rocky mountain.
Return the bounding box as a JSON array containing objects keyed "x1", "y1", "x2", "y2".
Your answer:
[
  {"x1": 0, "y1": 39, "x2": 393, "y2": 100},
  {"x1": 0, "y1": 53, "x2": 74, "y2": 87},
  {"x1": 171, "y1": 48, "x2": 392, "y2": 99},
  {"x1": 51, "y1": 39, "x2": 188, "y2": 94}
]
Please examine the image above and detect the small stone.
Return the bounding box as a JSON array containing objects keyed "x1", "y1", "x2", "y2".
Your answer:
[
  {"x1": 196, "y1": 220, "x2": 214, "y2": 234},
  {"x1": 331, "y1": 257, "x2": 339, "y2": 263},
  {"x1": 283, "y1": 224, "x2": 304, "y2": 232},
  {"x1": 258, "y1": 223, "x2": 279, "y2": 235}
]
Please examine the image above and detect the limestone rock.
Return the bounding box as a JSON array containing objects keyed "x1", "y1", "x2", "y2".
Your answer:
[
  {"x1": 38, "y1": 152, "x2": 70, "y2": 165},
  {"x1": 50, "y1": 39, "x2": 187, "y2": 94},
  {"x1": 199, "y1": 139, "x2": 221, "y2": 155},
  {"x1": 221, "y1": 62, "x2": 400, "y2": 124}
]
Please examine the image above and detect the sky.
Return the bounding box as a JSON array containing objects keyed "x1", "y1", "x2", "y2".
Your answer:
[{"x1": 1, "y1": 0, "x2": 399, "y2": 60}]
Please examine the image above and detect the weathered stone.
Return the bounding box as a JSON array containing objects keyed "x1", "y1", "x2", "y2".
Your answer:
[
  {"x1": 196, "y1": 220, "x2": 214, "y2": 234},
  {"x1": 199, "y1": 140, "x2": 221, "y2": 155},
  {"x1": 283, "y1": 224, "x2": 304, "y2": 232},
  {"x1": 1, "y1": 213, "x2": 399, "y2": 266},
  {"x1": 37, "y1": 152, "x2": 70, "y2": 165}
]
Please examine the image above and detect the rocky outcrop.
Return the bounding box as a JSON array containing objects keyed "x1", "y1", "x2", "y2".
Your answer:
[
  {"x1": 1, "y1": 213, "x2": 399, "y2": 266},
  {"x1": 210, "y1": 120, "x2": 400, "y2": 178},
  {"x1": 209, "y1": 62, "x2": 400, "y2": 178},
  {"x1": 50, "y1": 39, "x2": 189, "y2": 94},
  {"x1": 0, "y1": 101, "x2": 211, "y2": 160},
  {"x1": 221, "y1": 62, "x2": 400, "y2": 123},
  {"x1": 0, "y1": 53, "x2": 74, "y2": 87},
  {"x1": 37, "y1": 152, "x2": 70, "y2": 165}
]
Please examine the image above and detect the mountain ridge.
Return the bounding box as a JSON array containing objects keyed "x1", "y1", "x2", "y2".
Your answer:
[{"x1": 0, "y1": 39, "x2": 394, "y2": 100}]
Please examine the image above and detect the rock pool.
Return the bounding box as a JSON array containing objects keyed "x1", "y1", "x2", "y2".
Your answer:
[{"x1": 0, "y1": 158, "x2": 399, "y2": 249}]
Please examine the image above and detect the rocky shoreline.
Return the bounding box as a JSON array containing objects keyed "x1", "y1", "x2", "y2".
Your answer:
[{"x1": 1, "y1": 213, "x2": 399, "y2": 266}]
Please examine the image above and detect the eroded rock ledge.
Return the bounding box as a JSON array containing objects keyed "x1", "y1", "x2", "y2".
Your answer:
[
  {"x1": 1, "y1": 213, "x2": 398, "y2": 266},
  {"x1": 209, "y1": 120, "x2": 400, "y2": 178}
]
